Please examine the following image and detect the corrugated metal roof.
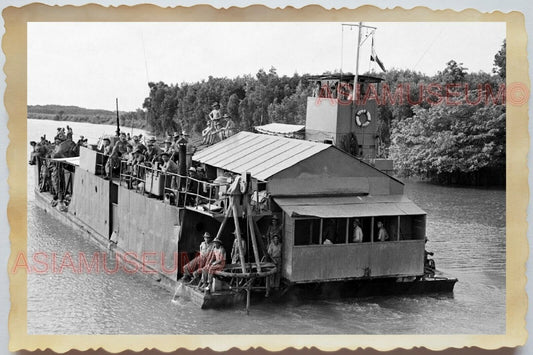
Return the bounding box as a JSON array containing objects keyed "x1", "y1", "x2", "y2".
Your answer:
[
  {"x1": 193, "y1": 131, "x2": 330, "y2": 181},
  {"x1": 275, "y1": 195, "x2": 426, "y2": 218}
]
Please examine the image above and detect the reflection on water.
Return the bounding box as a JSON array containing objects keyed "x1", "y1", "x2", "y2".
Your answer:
[{"x1": 27, "y1": 120, "x2": 505, "y2": 334}]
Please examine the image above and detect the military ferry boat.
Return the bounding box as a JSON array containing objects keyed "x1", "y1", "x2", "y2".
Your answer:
[{"x1": 30, "y1": 71, "x2": 457, "y2": 312}]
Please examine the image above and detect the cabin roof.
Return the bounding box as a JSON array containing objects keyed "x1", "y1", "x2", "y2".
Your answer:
[
  {"x1": 275, "y1": 194, "x2": 426, "y2": 218},
  {"x1": 192, "y1": 131, "x2": 330, "y2": 181},
  {"x1": 307, "y1": 74, "x2": 384, "y2": 83}
]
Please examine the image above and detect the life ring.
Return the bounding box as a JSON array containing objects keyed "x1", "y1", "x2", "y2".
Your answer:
[{"x1": 355, "y1": 109, "x2": 371, "y2": 127}]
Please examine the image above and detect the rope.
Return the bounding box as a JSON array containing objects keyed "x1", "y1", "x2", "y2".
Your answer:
[
  {"x1": 340, "y1": 25, "x2": 344, "y2": 81},
  {"x1": 413, "y1": 28, "x2": 444, "y2": 71},
  {"x1": 140, "y1": 29, "x2": 150, "y2": 83}
]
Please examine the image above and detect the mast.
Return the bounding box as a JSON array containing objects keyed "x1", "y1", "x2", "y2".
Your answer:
[
  {"x1": 341, "y1": 22, "x2": 377, "y2": 101},
  {"x1": 115, "y1": 98, "x2": 121, "y2": 137},
  {"x1": 354, "y1": 21, "x2": 362, "y2": 102}
]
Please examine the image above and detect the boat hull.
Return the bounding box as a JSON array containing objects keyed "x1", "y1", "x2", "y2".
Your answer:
[
  {"x1": 33, "y1": 187, "x2": 457, "y2": 310},
  {"x1": 280, "y1": 276, "x2": 457, "y2": 301},
  {"x1": 173, "y1": 281, "x2": 246, "y2": 309}
]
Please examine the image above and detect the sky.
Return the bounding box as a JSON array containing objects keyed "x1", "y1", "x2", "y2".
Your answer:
[{"x1": 28, "y1": 22, "x2": 505, "y2": 111}]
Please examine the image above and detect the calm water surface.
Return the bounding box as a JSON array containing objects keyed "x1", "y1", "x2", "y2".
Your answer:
[{"x1": 27, "y1": 119, "x2": 505, "y2": 334}]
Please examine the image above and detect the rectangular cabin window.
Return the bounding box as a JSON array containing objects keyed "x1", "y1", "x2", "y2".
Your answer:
[
  {"x1": 294, "y1": 219, "x2": 321, "y2": 245},
  {"x1": 321, "y1": 218, "x2": 347, "y2": 244},
  {"x1": 347, "y1": 217, "x2": 372, "y2": 243},
  {"x1": 399, "y1": 215, "x2": 426, "y2": 240},
  {"x1": 373, "y1": 216, "x2": 399, "y2": 242}
]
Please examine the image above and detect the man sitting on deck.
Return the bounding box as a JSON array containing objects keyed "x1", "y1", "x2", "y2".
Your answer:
[
  {"x1": 198, "y1": 236, "x2": 227, "y2": 291},
  {"x1": 181, "y1": 232, "x2": 215, "y2": 285}
]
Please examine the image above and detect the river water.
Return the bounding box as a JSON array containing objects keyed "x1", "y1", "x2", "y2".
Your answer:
[{"x1": 26, "y1": 119, "x2": 506, "y2": 334}]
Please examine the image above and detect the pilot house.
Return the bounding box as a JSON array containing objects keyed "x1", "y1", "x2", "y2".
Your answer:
[{"x1": 193, "y1": 131, "x2": 427, "y2": 284}]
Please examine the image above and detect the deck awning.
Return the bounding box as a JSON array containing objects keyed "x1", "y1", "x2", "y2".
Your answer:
[
  {"x1": 50, "y1": 156, "x2": 80, "y2": 167},
  {"x1": 255, "y1": 123, "x2": 305, "y2": 138},
  {"x1": 274, "y1": 195, "x2": 426, "y2": 218}
]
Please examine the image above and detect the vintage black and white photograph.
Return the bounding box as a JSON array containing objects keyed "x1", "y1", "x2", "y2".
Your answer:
[{"x1": 23, "y1": 19, "x2": 507, "y2": 336}]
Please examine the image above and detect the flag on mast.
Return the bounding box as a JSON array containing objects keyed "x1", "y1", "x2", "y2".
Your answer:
[{"x1": 370, "y1": 36, "x2": 386, "y2": 72}]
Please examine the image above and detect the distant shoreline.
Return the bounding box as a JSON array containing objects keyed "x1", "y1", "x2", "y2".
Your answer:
[
  {"x1": 28, "y1": 104, "x2": 148, "y2": 130},
  {"x1": 27, "y1": 117, "x2": 148, "y2": 133}
]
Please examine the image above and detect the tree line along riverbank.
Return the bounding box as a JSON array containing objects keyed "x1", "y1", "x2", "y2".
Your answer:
[{"x1": 29, "y1": 41, "x2": 506, "y2": 186}]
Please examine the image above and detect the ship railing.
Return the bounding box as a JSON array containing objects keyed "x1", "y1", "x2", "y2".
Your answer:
[
  {"x1": 117, "y1": 160, "x2": 230, "y2": 213},
  {"x1": 162, "y1": 172, "x2": 229, "y2": 212}
]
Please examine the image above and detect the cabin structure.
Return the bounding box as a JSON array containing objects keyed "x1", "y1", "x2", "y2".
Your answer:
[
  {"x1": 193, "y1": 131, "x2": 427, "y2": 284},
  {"x1": 255, "y1": 74, "x2": 394, "y2": 175}
]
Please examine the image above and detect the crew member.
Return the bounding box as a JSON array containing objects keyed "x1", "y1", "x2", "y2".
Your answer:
[
  {"x1": 181, "y1": 232, "x2": 215, "y2": 284},
  {"x1": 352, "y1": 219, "x2": 363, "y2": 243},
  {"x1": 144, "y1": 138, "x2": 161, "y2": 164},
  {"x1": 199, "y1": 236, "x2": 226, "y2": 291},
  {"x1": 104, "y1": 133, "x2": 128, "y2": 179},
  {"x1": 264, "y1": 215, "x2": 282, "y2": 245},
  {"x1": 267, "y1": 235, "x2": 282, "y2": 288},
  {"x1": 208, "y1": 102, "x2": 221, "y2": 122},
  {"x1": 162, "y1": 138, "x2": 174, "y2": 155},
  {"x1": 160, "y1": 152, "x2": 178, "y2": 174},
  {"x1": 377, "y1": 221, "x2": 389, "y2": 242},
  {"x1": 222, "y1": 114, "x2": 236, "y2": 139}
]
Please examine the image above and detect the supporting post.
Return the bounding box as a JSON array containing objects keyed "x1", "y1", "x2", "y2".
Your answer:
[
  {"x1": 246, "y1": 283, "x2": 251, "y2": 315},
  {"x1": 371, "y1": 217, "x2": 374, "y2": 243},
  {"x1": 345, "y1": 218, "x2": 349, "y2": 243},
  {"x1": 354, "y1": 21, "x2": 362, "y2": 102},
  {"x1": 265, "y1": 273, "x2": 270, "y2": 297},
  {"x1": 397, "y1": 216, "x2": 401, "y2": 241},
  {"x1": 251, "y1": 217, "x2": 268, "y2": 257},
  {"x1": 115, "y1": 98, "x2": 120, "y2": 137},
  {"x1": 246, "y1": 200, "x2": 262, "y2": 273},
  {"x1": 319, "y1": 219, "x2": 323, "y2": 244},
  {"x1": 232, "y1": 201, "x2": 247, "y2": 274},
  {"x1": 214, "y1": 200, "x2": 233, "y2": 241}
]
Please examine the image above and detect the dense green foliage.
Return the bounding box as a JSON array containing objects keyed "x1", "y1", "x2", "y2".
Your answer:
[
  {"x1": 387, "y1": 41, "x2": 506, "y2": 185},
  {"x1": 142, "y1": 67, "x2": 311, "y2": 136},
  {"x1": 31, "y1": 40, "x2": 506, "y2": 185}
]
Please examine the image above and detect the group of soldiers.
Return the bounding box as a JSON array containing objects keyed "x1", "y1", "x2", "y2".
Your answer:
[
  {"x1": 29, "y1": 125, "x2": 88, "y2": 165},
  {"x1": 100, "y1": 131, "x2": 193, "y2": 181},
  {"x1": 30, "y1": 125, "x2": 89, "y2": 209},
  {"x1": 201, "y1": 102, "x2": 236, "y2": 145},
  {"x1": 181, "y1": 215, "x2": 283, "y2": 293}
]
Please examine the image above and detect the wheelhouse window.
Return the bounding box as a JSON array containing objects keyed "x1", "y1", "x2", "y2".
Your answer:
[
  {"x1": 399, "y1": 215, "x2": 426, "y2": 240},
  {"x1": 348, "y1": 217, "x2": 372, "y2": 243},
  {"x1": 294, "y1": 219, "x2": 320, "y2": 245},
  {"x1": 321, "y1": 218, "x2": 347, "y2": 244},
  {"x1": 293, "y1": 215, "x2": 426, "y2": 246},
  {"x1": 373, "y1": 216, "x2": 399, "y2": 242}
]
